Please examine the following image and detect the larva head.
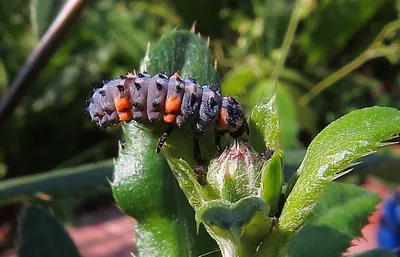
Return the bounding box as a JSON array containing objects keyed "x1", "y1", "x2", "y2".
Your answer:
[
  {"x1": 196, "y1": 85, "x2": 222, "y2": 132},
  {"x1": 87, "y1": 90, "x2": 107, "y2": 126},
  {"x1": 87, "y1": 77, "x2": 130, "y2": 127},
  {"x1": 217, "y1": 96, "x2": 246, "y2": 137}
]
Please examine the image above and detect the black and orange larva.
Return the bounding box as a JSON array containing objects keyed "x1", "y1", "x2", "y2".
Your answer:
[{"x1": 87, "y1": 71, "x2": 248, "y2": 161}]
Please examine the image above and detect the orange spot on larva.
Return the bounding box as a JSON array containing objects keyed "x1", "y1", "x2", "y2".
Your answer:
[
  {"x1": 216, "y1": 108, "x2": 229, "y2": 130},
  {"x1": 164, "y1": 114, "x2": 176, "y2": 123},
  {"x1": 115, "y1": 97, "x2": 130, "y2": 111},
  {"x1": 119, "y1": 111, "x2": 132, "y2": 121},
  {"x1": 172, "y1": 72, "x2": 181, "y2": 79},
  {"x1": 165, "y1": 95, "x2": 182, "y2": 113}
]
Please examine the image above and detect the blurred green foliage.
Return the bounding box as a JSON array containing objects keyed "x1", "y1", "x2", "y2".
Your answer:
[
  {"x1": 220, "y1": 0, "x2": 400, "y2": 148},
  {"x1": 0, "y1": 0, "x2": 399, "y2": 254},
  {"x1": 0, "y1": 0, "x2": 178, "y2": 179}
]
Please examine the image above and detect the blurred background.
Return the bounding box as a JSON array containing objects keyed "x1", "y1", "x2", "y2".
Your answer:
[{"x1": 0, "y1": 0, "x2": 399, "y2": 256}]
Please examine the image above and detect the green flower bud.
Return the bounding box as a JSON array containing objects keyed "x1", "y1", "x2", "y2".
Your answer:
[{"x1": 207, "y1": 140, "x2": 265, "y2": 203}]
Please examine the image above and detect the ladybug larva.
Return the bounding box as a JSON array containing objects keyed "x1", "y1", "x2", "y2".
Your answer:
[{"x1": 87, "y1": 71, "x2": 248, "y2": 162}]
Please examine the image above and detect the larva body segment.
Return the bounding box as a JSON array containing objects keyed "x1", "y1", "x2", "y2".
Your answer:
[
  {"x1": 130, "y1": 73, "x2": 149, "y2": 121},
  {"x1": 179, "y1": 78, "x2": 202, "y2": 127},
  {"x1": 147, "y1": 73, "x2": 168, "y2": 122},
  {"x1": 87, "y1": 72, "x2": 247, "y2": 160}
]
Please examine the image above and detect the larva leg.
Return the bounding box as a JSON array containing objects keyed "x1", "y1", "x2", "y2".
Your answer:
[
  {"x1": 193, "y1": 134, "x2": 208, "y2": 185},
  {"x1": 194, "y1": 163, "x2": 207, "y2": 185},
  {"x1": 214, "y1": 131, "x2": 225, "y2": 153},
  {"x1": 193, "y1": 134, "x2": 202, "y2": 162},
  {"x1": 156, "y1": 126, "x2": 174, "y2": 153}
]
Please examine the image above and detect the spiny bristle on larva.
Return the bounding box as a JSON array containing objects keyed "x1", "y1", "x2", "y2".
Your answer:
[
  {"x1": 172, "y1": 72, "x2": 181, "y2": 80},
  {"x1": 126, "y1": 72, "x2": 135, "y2": 78}
]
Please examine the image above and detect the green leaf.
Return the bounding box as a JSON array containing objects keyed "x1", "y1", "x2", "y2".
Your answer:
[
  {"x1": 0, "y1": 160, "x2": 113, "y2": 206},
  {"x1": 196, "y1": 197, "x2": 271, "y2": 257},
  {"x1": 112, "y1": 125, "x2": 170, "y2": 219},
  {"x1": 283, "y1": 149, "x2": 400, "y2": 185},
  {"x1": 257, "y1": 107, "x2": 400, "y2": 256},
  {"x1": 17, "y1": 205, "x2": 81, "y2": 257},
  {"x1": 283, "y1": 182, "x2": 380, "y2": 257},
  {"x1": 261, "y1": 150, "x2": 283, "y2": 216},
  {"x1": 142, "y1": 30, "x2": 219, "y2": 85},
  {"x1": 113, "y1": 124, "x2": 218, "y2": 257},
  {"x1": 247, "y1": 80, "x2": 298, "y2": 149},
  {"x1": 197, "y1": 197, "x2": 270, "y2": 235},
  {"x1": 249, "y1": 87, "x2": 281, "y2": 153},
  {"x1": 280, "y1": 106, "x2": 400, "y2": 233}
]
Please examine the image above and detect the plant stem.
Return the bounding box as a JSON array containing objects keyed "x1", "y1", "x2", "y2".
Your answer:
[
  {"x1": 299, "y1": 54, "x2": 370, "y2": 106},
  {"x1": 299, "y1": 20, "x2": 400, "y2": 105},
  {"x1": 270, "y1": 0, "x2": 303, "y2": 82},
  {"x1": 256, "y1": 228, "x2": 289, "y2": 257}
]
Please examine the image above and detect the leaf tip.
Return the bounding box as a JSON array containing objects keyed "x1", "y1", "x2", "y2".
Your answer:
[
  {"x1": 272, "y1": 80, "x2": 278, "y2": 97},
  {"x1": 190, "y1": 21, "x2": 197, "y2": 32},
  {"x1": 196, "y1": 218, "x2": 201, "y2": 234},
  {"x1": 140, "y1": 42, "x2": 151, "y2": 72}
]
